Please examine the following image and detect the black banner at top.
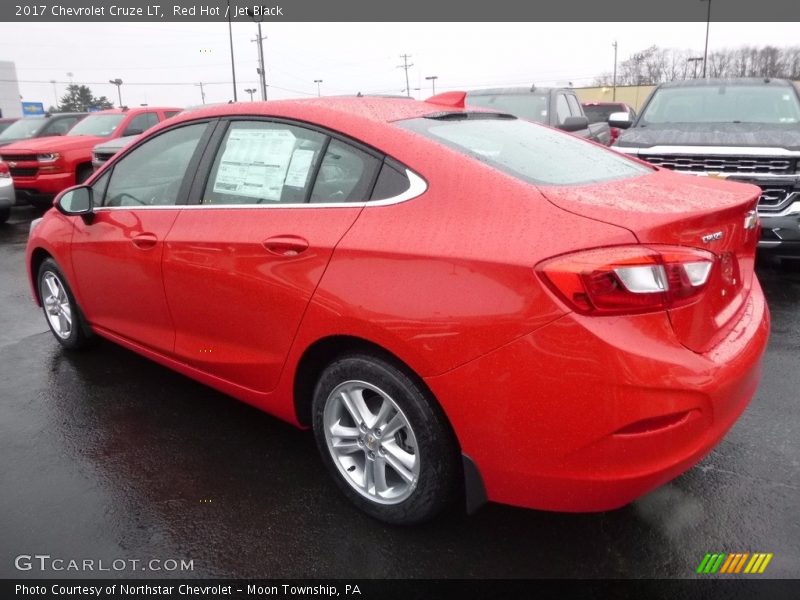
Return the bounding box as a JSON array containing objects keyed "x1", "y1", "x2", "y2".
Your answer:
[{"x1": 1, "y1": 0, "x2": 799, "y2": 22}]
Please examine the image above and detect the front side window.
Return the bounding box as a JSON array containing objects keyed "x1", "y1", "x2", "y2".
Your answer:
[
  {"x1": 67, "y1": 114, "x2": 126, "y2": 137},
  {"x1": 102, "y1": 123, "x2": 207, "y2": 207},
  {"x1": 555, "y1": 95, "x2": 571, "y2": 125},
  {"x1": 566, "y1": 95, "x2": 582, "y2": 117},
  {"x1": 203, "y1": 121, "x2": 327, "y2": 205},
  {"x1": 42, "y1": 117, "x2": 78, "y2": 136},
  {"x1": 398, "y1": 115, "x2": 651, "y2": 186},
  {"x1": 124, "y1": 112, "x2": 159, "y2": 135},
  {"x1": 640, "y1": 84, "x2": 800, "y2": 125}
]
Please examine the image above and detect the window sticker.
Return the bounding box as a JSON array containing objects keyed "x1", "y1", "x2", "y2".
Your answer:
[
  {"x1": 284, "y1": 148, "x2": 316, "y2": 188},
  {"x1": 213, "y1": 128, "x2": 296, "y2": 201}
]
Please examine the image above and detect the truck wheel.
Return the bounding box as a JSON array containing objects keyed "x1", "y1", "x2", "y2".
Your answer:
[{"x1": 312, "y1": 353, "x2": 460, "y2": 525}]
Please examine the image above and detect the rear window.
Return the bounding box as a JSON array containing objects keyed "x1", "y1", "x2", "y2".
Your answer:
[
  {"x1": 466, "y1": 93, "x2": 549, "y2": 124},
  {"x1": 397, "y1": 115, "x2": 651, "y2": 186}
]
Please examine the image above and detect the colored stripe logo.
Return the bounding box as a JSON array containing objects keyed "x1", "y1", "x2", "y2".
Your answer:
[{"x1": 696, "y1": 552, "x2": 773, "y2": 574}]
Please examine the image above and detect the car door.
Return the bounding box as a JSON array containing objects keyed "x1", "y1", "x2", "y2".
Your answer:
[
  {"x1": 162, "y1": 119, "x2": 382, "y2": 392},
  {"x1": 69, "y1": 121, "x2": 212, "y2": 353}
]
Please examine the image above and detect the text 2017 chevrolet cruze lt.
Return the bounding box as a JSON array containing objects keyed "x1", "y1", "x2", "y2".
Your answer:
[{"x1": 25, "y1": 94, "x2": 769, "y2": 524}]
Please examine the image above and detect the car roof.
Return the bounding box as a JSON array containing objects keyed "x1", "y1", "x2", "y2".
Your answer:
[
  {"x1": 167, "y1": 96, "x2": 477, "y2": 127},
  {"x1": 656, "y1": 77, "x2": 795, "y2": 89}
]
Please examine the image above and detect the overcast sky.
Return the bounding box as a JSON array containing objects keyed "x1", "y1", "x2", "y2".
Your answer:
[{"x1": 1, "y1": 21, "x2": 798, "y2": 108}]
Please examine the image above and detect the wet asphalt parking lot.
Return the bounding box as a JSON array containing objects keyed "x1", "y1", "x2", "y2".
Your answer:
[{"x1": 0, "y1": 205, "x2": 798, "y2": 580}]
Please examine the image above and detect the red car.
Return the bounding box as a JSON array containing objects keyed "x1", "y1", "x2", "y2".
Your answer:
[
  {"x1": 1, "y1": 106, "x2": 180, "y2": 208},
  {"x1": 26, "y1": 94, "x2": 769, "y2": 524}
]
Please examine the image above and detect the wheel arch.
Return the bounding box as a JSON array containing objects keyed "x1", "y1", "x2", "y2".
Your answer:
[{"x1": 29, "y1": 246, "x2": 54, "y2": 305}]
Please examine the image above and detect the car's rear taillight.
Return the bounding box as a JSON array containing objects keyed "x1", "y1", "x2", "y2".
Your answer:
[
  {"x1": 536, "y1": 245, "x2": 716, "y2": 316},
  {"x1": 0, "y1": 162, "x2": 10, "y2": 178}
]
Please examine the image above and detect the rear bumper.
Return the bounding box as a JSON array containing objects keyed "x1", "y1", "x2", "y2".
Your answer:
[{"x1": 425, "y1": 279, "x2": 769, "y2": 512}]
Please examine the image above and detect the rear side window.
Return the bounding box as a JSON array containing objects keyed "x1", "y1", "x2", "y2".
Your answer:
[
  {"x1": 398, "y1": 116, "x2": 651, "y2": 186},
  {"x1": 309, "y1": 139, "x2": 381, "y2": 203},
  {"x1": 371, "y1": 160, "x2": 410, "y2": 201},
  {"x1": 164, "y1": 110, "x2": 181, "y2": 119}
]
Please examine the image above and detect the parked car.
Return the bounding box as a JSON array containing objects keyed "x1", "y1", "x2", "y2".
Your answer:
[
  {"x1": 466, "y1": 86, "x2": 612, "y2": 145},
  {"x1": 0, "y1": 118, "x2": 18, "y2": 135},
  {"x1": 92, "y1": 109, "x2": 181, "y2": 170},
  {"x1": 582, "y1": 101, "x2": 636, "y2": 144},
  {"x1": 27, "y1": 94, "x2": 768, "y2": 524},
  {"x1": 0, "y1": 161, "x2": 14, "y2": 223},
  {"x1": 1, "y1": 106, "x2": 180, "y2": 207},
  {"x1": 0, "y1": 113, "x2": 86, "y2": 148},
  {"x1": 612, "y1": 78, "x2": 800, "y2": 260}
]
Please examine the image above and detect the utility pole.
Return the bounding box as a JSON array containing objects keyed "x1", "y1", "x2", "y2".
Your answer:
[
  {"x1": 314, "y1": 79, "x2": 323, "y2": 97},
  {"x1": 701, "y1": 0, "x2": 712, "y2": 78},
  {"x1": 398, "y1": 54, "x2": 413, "y2": 98},
  {"x1": 226, "y1": 0, "x2": 237, "y2": 101},
  {"x1": 612, "y1": 41, "x2": 618, "y2": 101},
  {"x1": 244, "y1": 88, "x2": 256, "y2": 101},
  {"x1": 247, "y1": 9, "x2": 268, "y2": 101},
  {"x1": 425, "y1": 75, "x2": 438, "y2": 95},
  {"x1": 195, "y1": 82, "x2": 206, "y2": 104}
]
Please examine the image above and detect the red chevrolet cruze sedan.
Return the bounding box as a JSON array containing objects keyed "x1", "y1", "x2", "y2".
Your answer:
[{"x1": 25, "y1": 94, "x2": 769, "y2": 524}]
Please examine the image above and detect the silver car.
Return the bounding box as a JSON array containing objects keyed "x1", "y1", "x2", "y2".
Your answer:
[{"x1": 0, "y1": 172, "x2": 15, "y2": 224}]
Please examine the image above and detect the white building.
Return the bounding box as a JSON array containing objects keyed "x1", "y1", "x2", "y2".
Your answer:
[{"x1": 0, "y1": 61, "x2": 22, "y2": 119}]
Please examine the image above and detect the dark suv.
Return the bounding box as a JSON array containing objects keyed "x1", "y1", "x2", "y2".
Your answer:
[{"x1": 0, "y1": 113, "x2": 86, "y2": 148}]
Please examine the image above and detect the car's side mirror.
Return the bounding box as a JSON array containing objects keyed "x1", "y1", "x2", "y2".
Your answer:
[
  {"x1": 122, "y1": 127, "x2": 143, "y2": 137},
  {"x1": 56, "y1": 186, "x2": 93, "y2": 218},
  {"x1": 608, "y1": 112, "x2": 633, "y2": 129},
  {"x1": 559, "y1": 116, "x2": 589, "y2": 132}
]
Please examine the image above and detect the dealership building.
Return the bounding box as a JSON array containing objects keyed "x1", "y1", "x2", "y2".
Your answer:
[{"x1": 0, "y1": 61, "x2": 22, "y2": 119}]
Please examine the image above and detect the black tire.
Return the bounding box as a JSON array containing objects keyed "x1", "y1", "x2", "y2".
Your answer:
[
  {"x1": 76, "y1": 165, "x2": 94, "y2": 185},
  {"x1": 312, "y1": 353, "x2": 460, "y2": 525},
  {"x1": 37, "y1": 258, "x2": 94, "y2": 350},
  {"x1": 0, "y1": 207, "x2": 9, "y2": 224}
]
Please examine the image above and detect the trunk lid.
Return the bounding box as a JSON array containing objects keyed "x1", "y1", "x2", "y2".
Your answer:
[{"x1": 538, "y1": 169, "x2": 761, "y2": 353}]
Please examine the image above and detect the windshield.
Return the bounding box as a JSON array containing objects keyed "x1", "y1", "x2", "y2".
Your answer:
[
  {"x1": 583, "y1": 105, "x2": 623, "y2": 124},
  {"x1": 466, "y1": 93, "x2": 549, "y2": 124},
  {"x1": 67, "y1": 114, "x2": 125, "y2": 137},
  {"x1": 640, "y1": 84, "x2": 800, "y2": 125},
  {"x1": 398, "y1": 115, "x2": 651, "y2": 186},
  {"x1": 0, "y1": 117, "x2": 45, "y2": 140}
]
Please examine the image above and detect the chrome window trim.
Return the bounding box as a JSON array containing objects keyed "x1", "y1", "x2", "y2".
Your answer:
[
  {"x1": 614, "y1": 145, "x2": 800, "y2": 157},
  {"x1": 92, "y1": 169, "x2": 427, "y2": 212}
]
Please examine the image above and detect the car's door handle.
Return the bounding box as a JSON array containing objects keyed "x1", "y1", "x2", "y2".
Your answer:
[
  {"x1": 263, "y1": 235, "x2": 309, "y2": 257},
  {"x1": 131, "y1": 232, "x2": 158, "y2": 250}
]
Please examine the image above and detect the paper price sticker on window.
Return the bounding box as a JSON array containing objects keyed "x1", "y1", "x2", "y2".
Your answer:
[{"x1": 213, "y1": 129, "x2": 297, "y2": 202}]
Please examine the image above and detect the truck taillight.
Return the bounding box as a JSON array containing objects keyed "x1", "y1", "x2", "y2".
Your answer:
[
  {"x1": 536, "y1": 245, "x2": 716, "y2": 316},
  {"x1": 0, "y1": 162, "x2": 9, "y2": 178}
]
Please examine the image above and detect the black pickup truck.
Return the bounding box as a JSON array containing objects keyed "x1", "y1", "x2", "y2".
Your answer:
[
  {"x1": 466, "y1": 86, "x2": 611, "y2": 145},
  {"x1": 613, "y1": 78, "x2": 800, "y2": 259}
]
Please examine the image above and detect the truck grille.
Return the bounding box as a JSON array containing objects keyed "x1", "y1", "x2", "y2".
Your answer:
[
  {"x1": 0, "y1": 153, "x2": 36, "y2": 163},
  {"x1": 9, "y1": 167, "x2": 38, "y2": 177},
  {"x1": 639, "y1": 154, "x2": 795, "y2": 175},
  {"x1": 757, "y1": 188, "x2": 798, "y2": 213}
]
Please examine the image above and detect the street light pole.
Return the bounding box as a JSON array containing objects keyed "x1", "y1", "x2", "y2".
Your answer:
[
  {"x1": 109, "y1": 78, "x2": 123, "y2": 107},
  {"x1": 701, "y1": 0, "x2": 712, "y2": 78},
  {"x1": 314, "y1": 79, "x2": 323, "y2": 97},
  {"x1": 424, "y1": 75, "x2": 438, "y2": 95},
  {"x1": 612, "y1": 41, "x2": 618, "y2": 101},
  {"x1": 244, "y1": 88, "x2": 256, "y2": 101}
]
